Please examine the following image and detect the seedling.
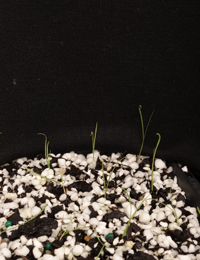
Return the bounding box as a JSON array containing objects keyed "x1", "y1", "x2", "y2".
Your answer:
[
  {"x1": 59, "y1": 209, "x2": 76, "y2": 240},
  {"x1": 91, "y1": 122, "x2": 98, "y2": 161},
  {"x1": 23, "y1": 166, "x2": 61, "y2": 184},
  {"x1": 197, "y1": 207, "x2": 200, "y2": 215},
  {"x1": 59, "y1": 208, "x2": 88, "y2": 240},
  {"x1": 101, "y1": 156, "x2": 126, "y2": 198},
  {"x1": 137, "y1": 105, "x2": 155, "y2": 162},
  {"x1": 122, "y1": 188, "x2": 133, "y2": 216},
  {"x1": 63, "y1": 245, "x2": 75, "y2": 260},
  {"x1": 122, "y1": 193, "x2": 151, "y2": 239},
  {"x1": 93, "y1": 228, "x2": 108, "y2": 260},
  {"x1": 38, "y1": 133, "x2": 51, "y2": 168},
  {"x1": 0, "y1": 204, "x2": 47, "y2": 235},
  {"x1": 151, "y1": 133, "x2": 161, "y2": 192},
  {"x1": 150, "y1": 198, "x2": 179, "y2": 226}
]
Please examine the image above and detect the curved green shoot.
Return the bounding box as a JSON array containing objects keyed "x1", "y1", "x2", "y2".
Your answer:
[
  {"x1": 102, "y1": 156, "x2": 126, "y2": 198},
  {"x1": 91, "y1": 122, "x2": 98, "y2": 161},
  {"x1": 0, "y1": 204, "x2": 47, "y2": 235},
  {"x1": 38, "y1": 133, "x2": 51, "y2": 168},
  {"x1": 151, "y1": 133, "x2": 161, "y2": 192},
  {"x1": 137, "y1": 105, "x2": 155, "y2": 162},
  {"x1": 63, "y1": 246, "x2": 75, "y2": 260},
  {"x1": 59, "y1": 210, "x2": 76, "y2": 240},
  {"x1": 197, "y1": 207, "x2": 200, "y2": 215},
  {"x1": 23, "y1": 166, "x2": 60, "y2": 184},
  {"x1": 93, "y1": 228, "x2": 108, "y2": 260},
  {"x1": 122, "y1": 188, "x2": 133, "y2": 216},
  {"x1": 122, "y1": 194, "x2": 151, "y2": 239},
  {"x1": 150, "y1": 198, "x2": 179, "y2": 226}
]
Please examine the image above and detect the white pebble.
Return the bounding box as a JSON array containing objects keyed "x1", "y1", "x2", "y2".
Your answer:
[
  {"x1": 129, "y1": 162, "x2": 139, "y2": 169},
  {"x1": 190, "y1": 227, "x2": 197, "y2": 235},
  {"x1": 160, "y1": 221, "x2": 168, "y2": 228},
  {"x1": 70, "y1": 193, "x2": 78, "y2": 201},
  {"x1": 54, "y1": 247, "x2": 65, "y2": 259},
  {"x1": 33, "y1": 238, "x2": 43, "y2": 248},
  {"x1": 59, "y1": 194, "x2": 67, "y2": 201},
  {"x1": 32, "y1": 206, "x2": 42, "y2": 216},
  {"x1": 58, "y1": 158, "x2": 66, "y2": 167},
  {"x1": 72, "y1": 245, "x2": 83, "y2": 256},
  {"x1": 32, "y1": 179, "x2": 40, "y2": 186},
  {"x1": 89, "y1": 218, "x2": 99, "y2": 226},
  {"x1": 177, "y1": 255, "x2": 191, "y2": 260},
  {"x1": 20, "y1": 197, "x2": 28, "y2": 206},
  {"x1": 188, "y1": 244, "x2": 195, "y2": 253},
  {"x1": 55, "y1": 211, "x2": 68, "y2": 219},
  {"x1": 5, "y1": 193, "x2": 17, "y2": 200},
  {"x1": 33, "y1": 247, "x2": 42, "y2": 258},
  {"x1": 1, "y1": 202, "x2": 18, "y2": 209},
  {"x1": 122, "y1": 202, "x2": 136, "y2": 218},
  {"x1": 15, "y1": 245, "x2": 30, "y2": 256},
  {"x1": 143, "y1": 230, "x2": 153, "y2": 240},
  {"x1": 1, "y1": 248, "x2": 11, "y2": 258},
  {"x1": 0, "y1": 255, "x2": 6, "y2": 260},
  {"x1": 113, "y1": 237, "x2": 119, "y2": 246},
  {"x1": 166, "y1": 236, "x2": 177, "y2": 248},
  {"x1": 113, "y1": 254, "x2": 124, "y2": 260},
  {"x1": 38, "y1": 236, "x2": 48, "y2": 242},
  {"x1": 20, "y1": 235, "x2": 28, "y2": 245},
  {"x1": 139, "y1": 211, "x2": 151, "y2": 223},
  {"x1": 157, "y1": 211, "x2": 165, "y2": 221},
  {"x1": 0, "y1": 242, "x2": 7, "y2": 249},
  {"x1": 91, "y1": 202, "x2": 100, "y2": 211},
  {"x1": 168, "y1": 214, "x2": 175, "y2": 223},
  {"x1": 28, "y1": 197, "x2": 36, "y2": 208},
  {"x1": 155, "y1": 159, "x2": 166, "y2": 169}
]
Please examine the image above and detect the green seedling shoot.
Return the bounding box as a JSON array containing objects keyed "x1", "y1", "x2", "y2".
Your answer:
[
  {"x1": 91, "y1": 122, "x2": 98, "y2": 161},
  {"x1": 23, "y1": 167, "x2": 61, "y2": 184},
  {"x1": 93, "y1": 228, "x2": 108, "y2": 260},
  {"x1": 122, "y1": 192, "x2": 179, "y2": 239},
  {"x1": 137, "y1": 105, "x2": 155, "y2": 162},
  {"x1": 0, "y1": 205, "x2": 47, "y2": 235},
  {"x1": 59, "y1": 209, "x2": 88, "y2": 240},
  {"x1": 151, "y1": 133, "x2": 161, "y2": 192},
  {"x1": 197, "y1": 207, "x2": 200, "y2": 215},
  {"x1": 122, "y1": 188, "x2": 133, "y2": 216},
  {"x1": 101, "y1": 156, "x2": 126, "y2": 198},
  {"x1": 63, "y1": 246, "x2": 75, "y2": 260},
  {"x1": 38, "y1": 133, "x2": 51, "y2": 168},
  {"x1": 122, "y1": 193, "x2": 151, "y2": 239}
]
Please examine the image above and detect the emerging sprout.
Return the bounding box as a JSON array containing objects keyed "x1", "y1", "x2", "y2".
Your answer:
[{"x1": 38, "y1": 133, "x2": 51, "y2": 168}]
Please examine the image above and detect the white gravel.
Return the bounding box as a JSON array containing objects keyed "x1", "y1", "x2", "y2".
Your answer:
[{"x1": 0, "y1": 152, "x2": 199, "y2": 260}]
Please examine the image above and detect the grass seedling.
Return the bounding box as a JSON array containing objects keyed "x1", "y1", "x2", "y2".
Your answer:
[
  {"x1": 59, "y1": 209, "x2": 76, "y2": 240},
  {"x1": 150, "y1": 198, "x2": 179, "y2": 226},
  {"x1": 101, "y1": 156, "x2": 126, "y2": 198},
  {"x1": 59, "y1": 209, "x2": 88, "y2": 240},
  {"x1": 63, "y1": 246, "x2": 75, "y2": 260},
  {"x1": 151, "y1": 133, "x2": 161, "y2": 192},
  {"x1": 23, "y1": 166, "x2": 61, "y2": 184},
  {"x1": 38, "y1": 133, "x2": 51, "y2": 168},
  {"x1": 0, "y1": 204, "x2": 47, "y2": 235},
  {"x1": 122, "y1": 193, "x2": 151, "y2": 239},
  {"x1": 137, "y1": 105, "x2": 155, "y2": 162},
  {"x1": 93, "y1": 228, "x2": 108, "y2": 260},
  {"x1": 197, "y1": 207, "x2": 200, "y2": 215},
  {"x1": 122, "y1": 188, "x2": 133, "y2": 216},
  {"x1": 91, "y1": 122, "x2": 98, "y2": 161}
]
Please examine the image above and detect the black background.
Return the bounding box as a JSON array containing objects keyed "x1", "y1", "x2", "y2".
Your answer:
[{"x1": 0, "y1": 1, "x2": 200, "y2": 177}]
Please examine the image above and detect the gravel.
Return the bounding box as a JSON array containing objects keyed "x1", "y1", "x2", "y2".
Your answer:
[{"x1": 0, "y1": 151, "x2": 200, "y2": 260}]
